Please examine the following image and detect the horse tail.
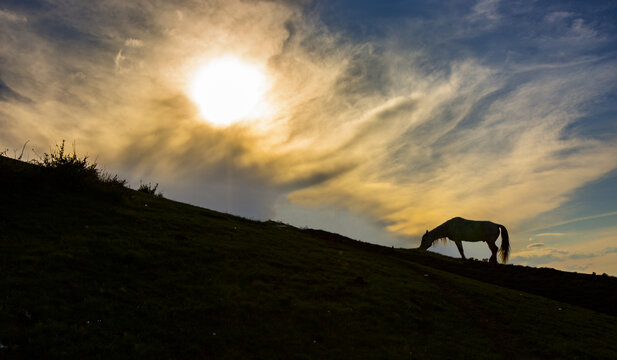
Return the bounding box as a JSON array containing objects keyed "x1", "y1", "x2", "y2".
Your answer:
[{"x1": 498, "y1": 225, "x2": 510, "y2": 264}]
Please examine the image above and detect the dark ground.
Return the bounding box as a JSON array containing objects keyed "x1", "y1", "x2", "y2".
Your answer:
[{"x1": 1, "y1": 155, "x2": 616, "y2": 359}]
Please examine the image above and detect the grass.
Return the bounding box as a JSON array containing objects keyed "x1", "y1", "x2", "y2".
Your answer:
[
  {"x1": 137, "y1": 181, "x2": 161, "y2": 196},
  {"x1": 1, "y1": 154, "x2": 616, "y2": 359}
]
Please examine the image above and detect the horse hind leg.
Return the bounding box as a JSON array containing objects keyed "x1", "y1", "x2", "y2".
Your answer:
[{"x1": 486, "y1": 240, "x2": 498, "y2": 264}]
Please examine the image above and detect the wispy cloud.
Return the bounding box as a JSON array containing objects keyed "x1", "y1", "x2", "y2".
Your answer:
[
  {"x1": 124, "y1": 38, "x2": 144, "y2": 48},
  {"x1": 576, "y1": 247, "x2": 617, "y2": 260},
  {"x1": 527, "y1": 211, "x2": 617, "y2": 234},
  {"x1": 527, "y1": 243, "x2": 545, "y2": 249},
  {"x1": 1, "y1": 0, "x2": 616, "y2": 250},
  {"x1": 545, "y1": 11, "x2": 574, "y2": 23},
  {"x1": 565, "y1": 264, "x2": 591, "y2": 272},
  {"x1": 512, "y1": 246, "x2": 617, "y2": 267},
  {"x1": 471, "y1": 0, "x2": 500, "y2": 21},
  {"x1": 0, "y1": 78, "x2": 31, "y2": 103},
  {"x1": 114, "y1": 49, "x2": 125, "y2": 71},
  {"x1": 0, "y1": 9, "x2": 27, "y2": 23},
  {"x1": 289, "y1": 57, "x2": 617, "y2": 235}
]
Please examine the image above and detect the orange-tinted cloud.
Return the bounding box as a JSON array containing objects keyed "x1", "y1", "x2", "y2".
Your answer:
[{"x1": 1, "y1": 0, "x2": 616, "y2": 252}]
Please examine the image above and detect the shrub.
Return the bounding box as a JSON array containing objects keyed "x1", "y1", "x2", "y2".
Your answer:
[
  {"x1": 16, "y1": 140, "x2": 160, "y2": 197},
  {"x1": 100, "y1": 172, "x2": 129, "y2": 190},
  {"x1": 33, "y1": 140, "x2": 130, "y2": 193},
  {"x1": 138, "y1": 181, "x2": 161, "y2": 196},
  {"x1": 35, "y1": 140, "x2": 100, "y2": 184}
]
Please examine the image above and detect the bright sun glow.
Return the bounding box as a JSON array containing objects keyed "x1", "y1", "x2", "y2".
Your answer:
[{"x1": 190, "y1": 57, "x2": 269, "y2": 126}]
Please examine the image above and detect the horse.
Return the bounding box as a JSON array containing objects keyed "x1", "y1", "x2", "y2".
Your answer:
[{"x1": 419, "y1": 217, "x2": 510, "y2": 264}]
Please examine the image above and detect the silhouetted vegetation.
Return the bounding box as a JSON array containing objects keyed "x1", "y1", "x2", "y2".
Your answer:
[
  {"x1": 34, "y1": 140, "x2": 100, "y2": 185},
  {"x1": 1, "y1": 156, "x2": 616, "y2": 359},
  {"x1": 138, "y1": 181, "x2": 161, "y2": 196},
  {"x1": 0, "y1": 140, "x2": 146, "y2": 195}
]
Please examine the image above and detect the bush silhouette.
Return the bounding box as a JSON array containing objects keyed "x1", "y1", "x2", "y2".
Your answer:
[
  {"x1": 36, "y1": 140, "x2": 99, "y2": 184},
  {"x1": 138, "y1": 181, "x2": 161, "y2": 196},
  {"x1": 32, "y1": 140, "x2": 127, "y2": 192}
]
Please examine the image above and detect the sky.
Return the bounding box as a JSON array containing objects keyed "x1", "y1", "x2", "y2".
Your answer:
[{"x1": 1, "y1": 0, "x2": 617, "y2": 275}]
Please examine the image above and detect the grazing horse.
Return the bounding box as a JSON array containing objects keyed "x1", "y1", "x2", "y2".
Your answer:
[{"x1": 419, "y1": 217, "x2": 510, "y2": 264}]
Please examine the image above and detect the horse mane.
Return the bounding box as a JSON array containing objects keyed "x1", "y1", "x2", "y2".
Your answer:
[
  {"x1": 432, "y1": 237, "x2": 449, "y2": 246},
  {"x1": 428, "y1": 222, "x2": 450, "y2": 246}
]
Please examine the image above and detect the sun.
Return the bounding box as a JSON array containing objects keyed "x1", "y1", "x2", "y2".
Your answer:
[{"x1": 189, "y1": 57, "x2": 269, "y2": 126}]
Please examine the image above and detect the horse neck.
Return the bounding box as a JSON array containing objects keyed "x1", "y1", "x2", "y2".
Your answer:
[{"x1": 429, "y1": 223, "x2": 450, "y2": 240}]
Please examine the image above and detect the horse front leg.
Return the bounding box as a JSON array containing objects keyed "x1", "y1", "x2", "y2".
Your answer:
[{"x1": 454, "y1": 240, "x2": 466, "y2": 260}]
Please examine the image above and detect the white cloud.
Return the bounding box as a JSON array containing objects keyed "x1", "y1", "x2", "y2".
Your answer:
[
  {"x1": 527, "y1": 243, "x2": 544, "y2": 249},
  {"x1": 124, "y1": 38, "x2": 144, "y2": 47}
]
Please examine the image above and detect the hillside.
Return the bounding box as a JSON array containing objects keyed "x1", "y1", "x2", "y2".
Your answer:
[{"x1": 1, "y1": 155, "x2": 616, "y2": 359}]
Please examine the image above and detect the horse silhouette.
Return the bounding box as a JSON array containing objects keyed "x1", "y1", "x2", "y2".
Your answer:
[{"x1": 419, "y1": 217, "x2": 510, "y2": 264}]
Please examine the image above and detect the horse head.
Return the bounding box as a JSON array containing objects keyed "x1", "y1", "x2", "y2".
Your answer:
[{"x1": 419, "y1": 230, "x2": 431, "y2": 250}]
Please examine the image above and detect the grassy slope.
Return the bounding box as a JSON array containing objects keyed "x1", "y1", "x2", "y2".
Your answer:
[{"x1": 1, "y1": 156, "x2": 616, "y2": 359}]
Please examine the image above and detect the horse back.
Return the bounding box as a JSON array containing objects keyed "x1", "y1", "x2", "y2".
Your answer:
[{"x1": 446, "y1": 217, "x2": 499, "y2": 242}]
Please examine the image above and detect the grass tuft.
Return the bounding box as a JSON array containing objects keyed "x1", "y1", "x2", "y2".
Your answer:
[{"x1": 138, "y1": 181, "x2": 162, "y2": 197}]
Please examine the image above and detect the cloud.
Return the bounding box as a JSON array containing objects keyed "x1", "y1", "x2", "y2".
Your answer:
[
  {"x1": 114, "y1": 49, "x2": 125, "y2": 70},
  {"x1": 568, "y1": 247, "x2": 617, "y2": 260},
  {"x1": 0, "y1": 9, "x2": 27, "y2": 23},
  {"x1": 527, "y1": 211, "x2": 617, "y2": 234},
  {"x1": 527, "y1": 243, "x2": 544, "y2": 249},
  {"x1": 289, "y1": 57, "x2": 617, "y2": 235},
  {"x1": 69, "y1": 72, "x2": 87, "y2": 81},
  {"x1": 0, "y1": 78, "x2": 31, "y2": 103},
  {"x1": 511, "y1": 246, "x2": 617, "y2": 266},
  {"x1": 535, "y1": 233, "x2": 566, "y2": 237},
  {"x1": 532, "y1": 12, "x2": 608, "y2": 58},
  {"x1": 124, "y1": 38, "x2": 144, "y2": 47},
  {"x1": 565, "y1": 264, "x2": 591, "y2": 272},
  {"x1": 0, "y1": 0, "x2": 616, "y2": 249},
  {"x1": 545, "y1": 11, "x2": 573, "y2": 23},
  {"x1": 471, "y1": 0, "x2": 500, "y2": 21},
  {"x1": 510, "y1": 249, "x2": 568, "y2": 266}
]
